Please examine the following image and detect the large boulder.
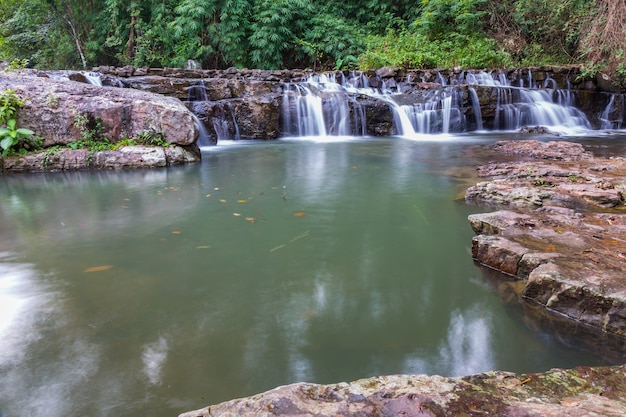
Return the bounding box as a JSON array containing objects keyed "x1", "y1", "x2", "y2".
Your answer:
[{"x1": 0, "y1": 71, "x2": 198, "y2": 147}]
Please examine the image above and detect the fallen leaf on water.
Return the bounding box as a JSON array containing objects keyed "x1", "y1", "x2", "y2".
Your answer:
[
  {"x1": 293, "y1": 211, "x2": 305, "y2": 217},
  {"x1": 205, "y1": 193, "x2": 211, "y2": 197},
  {"x1": 237, "y1": 199, "x2": 248, "y2": 203},
  {"x1": 233, "y1": 213, "x2": 241, "y2": 216},
  {"x1": 196, "y1": 246, "x2": 211, "y2": 249},
  {"x1": 219, "y1": 199, "x2": 227, "y2": 203},
  {"x1": 171, "y1": 230, "x2": 182, "y2": 235},
  {"x1": 84, "y1": 265, "x2": 113, "y2": 273},
  {"x1": 245, "y1": 217, "x2": 255, "y2": 223}
]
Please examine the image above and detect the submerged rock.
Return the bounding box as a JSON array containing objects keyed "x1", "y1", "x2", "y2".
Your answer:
[{"x1": 180, "y1": 365, "x2": 626, "y2": 417}]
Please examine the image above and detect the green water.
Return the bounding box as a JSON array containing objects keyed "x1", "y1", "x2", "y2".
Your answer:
[{"x1": 0, "y1": 138, "x2": 616, "y2": 417}]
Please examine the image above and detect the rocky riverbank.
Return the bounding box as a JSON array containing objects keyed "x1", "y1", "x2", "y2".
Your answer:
[
  {"x1": 465, "y1": 140, "x2": 626, "y2": 338},
  {"x1": 180, "y1": 365, "x2": 626, "y2": 417}
]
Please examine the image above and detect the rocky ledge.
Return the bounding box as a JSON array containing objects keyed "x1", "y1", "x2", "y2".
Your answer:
[
  {"x1": 181, "y1": 365, "x2": 626, "y2": 417},
  {"x1": 0, "y1": 71, "x2": 200, "y2": 172},
  {"x1": 465, "y1": 140, "x2": 626, "y2": 338}
]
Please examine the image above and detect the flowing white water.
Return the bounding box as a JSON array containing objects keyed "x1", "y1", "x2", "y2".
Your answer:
[
  {"x1": 600, "y1": 93, "x2": 626, "y2": 130},
  {"x1": 281, "y1": 70, "x2": 605, "y2": 139},
  {"x1": 191, "y1": 113, "x2": 212, "y2": 147}
]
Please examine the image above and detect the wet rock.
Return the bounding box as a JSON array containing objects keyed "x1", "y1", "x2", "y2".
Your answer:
[
  {"x1": 180, "y1": 365, "x2": 626, "y2": 417},
  {"x1": 467, "y1": 140, "x2": 626, "y2": 337}
]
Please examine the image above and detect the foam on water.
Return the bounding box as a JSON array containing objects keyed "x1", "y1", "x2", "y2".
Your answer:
[{"x1": 142, "y1": 337, "x2": 169, "y2": 386}]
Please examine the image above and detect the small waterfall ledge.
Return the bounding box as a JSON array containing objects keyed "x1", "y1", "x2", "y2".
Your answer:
[{"x1": 92, "y1": 65, "x2": 626, "y2": 142}]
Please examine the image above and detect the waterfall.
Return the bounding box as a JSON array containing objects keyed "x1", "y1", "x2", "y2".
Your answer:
[
  {"x1": 281, "y1": 75, "x2": 367, "y2": 137},
  {"x1": 600, "y1": 94, "x2": 626, "y2": 130},
  {"x1": 468, "y1": 87, "x2": 484, "y2": 131},
  {"x1": 84, "y1": 72, "x2": 102, "y2": 87},
  {"x1": 191, "y1": 113, "x2": 212, "y2": 147},
  {"x1": 187, "y1": 80, "x2": 208, "y2": 102},
  {"x1": 212, "y1": 103, "x2": 241, "y2": 141}
]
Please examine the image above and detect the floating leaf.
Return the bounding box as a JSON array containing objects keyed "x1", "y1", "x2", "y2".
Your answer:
[
  {"x1": 219, "y1": 199, "x2": 227, "y2": 203},
  {"x1": 245, "y1": 217, "x2": 255, "y2": 223},
  {"x1": 233, "y1": 213, "x2": 241, "y2": 216},
  {"x1": 293, "y1": 211, "x2": 306, "y2": 217},
  {"x1": 237, "y1": 199, "x2": 248, "y2": 203},
  {"x1": 205, "y1": 193, "x2": 211, "y2": 197},
  {"x1": 196, "y1": 245, "x2": 211, "y2": 249},
  {"x1": 172, "y1": 230, "x2": 182, "y2": 235},
  {"x1": 84, "y1": 265, "x2": 113, "y2": 273}
]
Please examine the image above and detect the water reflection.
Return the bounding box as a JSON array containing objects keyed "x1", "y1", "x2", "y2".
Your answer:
[{"x1": 0, "y1": 139, "x2": 621, "y2": 417}]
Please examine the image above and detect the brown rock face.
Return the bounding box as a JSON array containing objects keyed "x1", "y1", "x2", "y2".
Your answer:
[
  {"x1": 466, "y1": 140, "x2": 626, "y2": 338},
  {"x1": 180, "y1": 365, "x2": 626, "y2": 417},
  {"x1": 0, "y1": 72, "x2": 198, "y2": 147}
]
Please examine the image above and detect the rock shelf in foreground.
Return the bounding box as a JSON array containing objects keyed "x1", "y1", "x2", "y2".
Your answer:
[{"x1": 180, "y1": 365, "x2": 626, "y2": 417}]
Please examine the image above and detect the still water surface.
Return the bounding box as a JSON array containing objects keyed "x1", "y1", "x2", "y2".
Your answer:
[{"x1": 0, "y1": 137, "x2": 617, "y2": 417}]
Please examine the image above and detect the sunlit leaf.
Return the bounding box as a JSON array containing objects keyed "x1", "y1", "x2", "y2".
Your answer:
[
  {"x1": 84, "y1": 265, "x2": 113, "y2": 273},
  {"x1": 245, "y1": 217, "x2": 255, "y2": 222},
  {"x1": 233, "y1": 213, "x2": 241, "y2": 216},
  {"x1": 172, "y1": 230, "x2": 182, "y2": 235},
  {"x1": 205, "y1": 193, "x2": 211, "y2": 197},
  {"x1": 237, "y1": 199, "x2": 248, "y2": 203},
  {"x1": 293, "y1": 211, "x2": 306, "y2": 217},
  {"x1": 219, "y1": 199, "x2": 227, "y2": 203}
]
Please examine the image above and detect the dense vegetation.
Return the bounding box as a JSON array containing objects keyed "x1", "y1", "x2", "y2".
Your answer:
[{"x1": 0, "y1": 0, "x2": 624, "y2": 78}]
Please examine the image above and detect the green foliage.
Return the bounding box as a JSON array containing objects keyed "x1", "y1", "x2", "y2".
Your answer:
[
  {"x1": 359, "y1": 31, "x2": 512, "y2": 70},
  {"x1": 73, "y1": 112, "x2": 105, "y2": 142},
  {"x1": 415, "y1": 0, "x2": 488, "y2": 40},
  {"x1": 0, "y1": 0, "x2": 621, "y2": 72},
  {"x1": 248, "y1": 0, "x2": 311, "y2": 69},
  {"x1": 0, "y1": 89, "x2": 25, "y2": 124},
  {"x1": 0, "y1": 89, "x2": 40, "y2": 156},
  {"x1": 0, "y1": 118, "x2": 39, "y2": 156}
]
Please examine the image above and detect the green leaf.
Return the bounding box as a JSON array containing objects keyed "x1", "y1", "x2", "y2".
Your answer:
[
  {"x1": 1, "y1": 137, "x2": 13, "y2": 150},
  {"x1": 16, "y1": 128, "x2": 34, "y2": 136}
]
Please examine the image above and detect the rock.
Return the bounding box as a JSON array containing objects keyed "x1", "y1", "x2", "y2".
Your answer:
[
  {"x1": 466, "y1": 140, "x2": 626, "y2": 337},
  {"x1": 0, "y1": 72, "x2": 198, "y2": 147},
  {"x1": 466, "y1": 141, "x2": 624, "y2": 208},
  {"x1": 1, "y1": 146, "x2": 200, "y2": 172},
  {"x1": 376, "y1": 66, "x2": 397, "y2": 78},
  {"x1": 180, "y1": 365, "x2": 626, "y2": 417}
]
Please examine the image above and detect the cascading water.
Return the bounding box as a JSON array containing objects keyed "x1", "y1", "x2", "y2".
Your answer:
[
  {"x1": 466, "y1": 71, "x2": 593, "y2": 134},
  {"x1": 600, "y1": 94, "x2": 626, "y2": 130},
  {"x1": 84, "y1": 72, "x2": 103, "y2": 87},
  {"x1": 212, "y1": 103, "x2": 241, "y2": 141},
  {"x1": 282, "y1": 74, "x2": 367, "y2": 137}
]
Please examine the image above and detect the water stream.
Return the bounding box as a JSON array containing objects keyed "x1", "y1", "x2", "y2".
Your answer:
[{"x1": 0, "y1": 137, "x2": 622, "y2": 417}]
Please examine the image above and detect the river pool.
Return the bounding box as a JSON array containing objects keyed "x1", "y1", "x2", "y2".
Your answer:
[{"x1": 0, "y1": 136, "x2": 619, "y2": 417}]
